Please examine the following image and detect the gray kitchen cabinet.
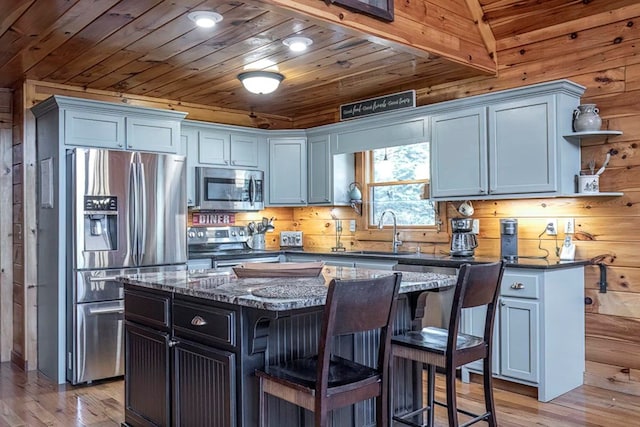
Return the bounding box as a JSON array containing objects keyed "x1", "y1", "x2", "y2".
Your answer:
[
  {"x1": 429, "y1": 80, "x2": 582, "y2": 200},
  {"x1": 198, "y1": 129, "x2": 259, "y2": 168},
  {"x1": 500, "y1": 297, "x2": 539, "y2": 383},
  {"x1": 488, "y1": 96, "x2": 556, "y2": 194},
  {"x1": 52, "y1": 96, "x2": 185, "y2": 153},
  {"x1": 307, "y1": 133, "x2": 354, "y2": 205},
  {"x1": 461, "y1": 267, "x2": 584, "y2": 402},
  {"x1": 181, "y1": 127, "x2": 198, "y2": 207},
  {"x1": 430, "y1": 107, "x2": 487, "y2": 198},
  {"x1": 269, "y1": 137, "x2": 307, "y2": 206}
]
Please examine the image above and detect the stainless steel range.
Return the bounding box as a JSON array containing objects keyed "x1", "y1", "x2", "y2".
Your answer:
[{"x1": 187, "y1": 225, "x2": 281, "y2": 269}]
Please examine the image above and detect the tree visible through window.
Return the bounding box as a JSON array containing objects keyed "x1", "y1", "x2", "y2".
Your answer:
[{"x1": 368, "y1": 142, "x2": 436, "y2": 227}]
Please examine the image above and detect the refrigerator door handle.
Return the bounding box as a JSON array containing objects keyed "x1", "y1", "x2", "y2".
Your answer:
[
  {"x1": 128, "y1": 161, "x2": 139, "y2": 265},
  {"x1": 138, "y1": 161, "x2": 147, "y2": 261}
]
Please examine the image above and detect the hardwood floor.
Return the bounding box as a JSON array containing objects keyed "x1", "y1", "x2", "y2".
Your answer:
[{"x1": 0, "y1": 361, "x2": 636, "y2": 426}]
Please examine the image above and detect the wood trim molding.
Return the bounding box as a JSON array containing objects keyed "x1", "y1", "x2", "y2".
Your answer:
[
  {"x1": 464, "y1": 0, "x2": 497, "y2": 66},
  {"x1": 0, "y1": 126, "x2": 12, "y2": 362}
]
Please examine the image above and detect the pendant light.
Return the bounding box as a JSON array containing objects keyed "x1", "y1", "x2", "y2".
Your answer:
[{"x1": 237, "y1": 71, "x2": 285, "y2": 95}]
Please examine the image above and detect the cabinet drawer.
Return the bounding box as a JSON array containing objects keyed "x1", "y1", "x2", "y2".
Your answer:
[
  {"x1": 500, "y1": 272, "x2": 539, "y2": 299},
  {"x1": 125, "y1": 288, "x2": 171, "y2": 330},
  {"x1": 173, "y1": 301, "x2": 236, "y2": 347}
]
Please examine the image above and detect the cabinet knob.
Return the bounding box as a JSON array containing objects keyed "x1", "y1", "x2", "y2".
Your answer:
[
  {"x1": 118, "y1": 143, "x2": 124, "y2": 147},
  {"x1": 231, "y1": 160, "x2": 236, "y2": 165},
  {"x1": 510, "y1": 282, "x2": 525, "y2": 290},
  {"x1": 191, "y1": 315, "x2": 207, "y2": 326},
  {"x1": 168, "y1": 339, "x2": 180, "y2": 347},
  {"x1": 500, "y1": 301, "x2": 505, "y2": 306},
  {"x1": 224, "y1": 160, "x2": 229, "y2": 164}
]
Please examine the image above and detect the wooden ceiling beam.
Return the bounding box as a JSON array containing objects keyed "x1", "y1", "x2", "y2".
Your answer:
[
  {"x1": 255, "y1": 0, "x2": 496, "y2": 76},
  {"x1": 464, "y1": 0, "x2": 497, "y2": 66}
]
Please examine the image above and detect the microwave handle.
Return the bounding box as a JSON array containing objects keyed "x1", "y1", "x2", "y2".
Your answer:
[{"x1": 249, "y1": 176, "x2": 256, "y2": 207}]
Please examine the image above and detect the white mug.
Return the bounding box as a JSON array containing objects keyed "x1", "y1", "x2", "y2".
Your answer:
[{"x1": 458, "y1": 200, "x2": 474, "y2": 217}]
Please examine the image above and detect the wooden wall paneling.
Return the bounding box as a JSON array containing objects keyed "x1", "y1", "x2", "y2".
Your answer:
[
  {"x1": 585, "y1": 265, "x2": 640, "y2": 293},
  {"x1": 585, "y1": 289, "x2": 640, "y2": 318},
  {"x1": 24, "y1": 82, "x2": 37, "y2": 369},
  {"x1": 1, "y1": 124, "x2": 12, "y2": 361},
  {"x1": 586, "y1": 313, "x2": 640, "y2": 345},
  {"x1": 586, "y1": 336, "x2": 640, "y2": 372}
]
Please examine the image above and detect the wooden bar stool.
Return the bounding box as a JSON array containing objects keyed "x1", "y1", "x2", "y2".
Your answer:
[
  {"x1": 255, "y1": 272, "x2": 402, "y2": 427},
  {"x1": 391, "y1": 262, "x2": 505, "y2": 427}
]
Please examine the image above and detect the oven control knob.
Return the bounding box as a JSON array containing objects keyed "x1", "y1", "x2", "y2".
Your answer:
[
  {"x1": 231, "y1": 231, "x2": 236, "y2": 236},
  {"x1": 238, "y1": 230, "x2": 245, "y2": 236},
  {"x1": 196, "y1": 231, "x2": 205, "y2": 238},
  {"x1": 295, "y1": 236, "x2": 301, "y2": 244},
  {"x1": 188, "y1": 231, "x2": 196, "y2": 239}
]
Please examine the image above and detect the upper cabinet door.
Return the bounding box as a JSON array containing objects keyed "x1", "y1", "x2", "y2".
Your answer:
[
  {"x1": 198, "y1": 130, "x2": 230, "y2": 166},
  {"x1": 269, "y1": 138, "x2": 307, "y2": 205},
  {"x1": 64, "y1": 110, "x2": 126, "y2": 149},
  {"x1": 430, "y1": 107, "x2": 488, "y2": 198},
  {"x1": 307, "y1": 134, "x2": 331, "y2": 204},
  {"x1": 489, "y1": 96, "x2": 556, "y2": 194},
  {"x1": 126, "y1": 117, "x2": 180, "y2": 153},
  {"x1": 229, "y1": 134, "x2": 258, "y2": 168}
]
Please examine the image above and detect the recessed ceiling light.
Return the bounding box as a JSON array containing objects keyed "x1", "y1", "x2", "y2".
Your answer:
[
  {"x1": 283, "y1": 36, "x2": 313, "y2": 52},
  {"x1": 188, "y1": 11, "x2": 223, "y2": 28}
]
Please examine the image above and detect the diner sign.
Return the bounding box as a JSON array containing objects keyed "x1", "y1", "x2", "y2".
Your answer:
[
  {"x1": 340, "y1": 90, "x2": 416, "y2": 120},
  {"x1": 192, "y1": 212, "x2": 235, "y2": 225}
]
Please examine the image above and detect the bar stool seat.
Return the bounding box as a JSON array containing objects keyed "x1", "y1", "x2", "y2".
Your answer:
[{"x1": 391, "y1": 262, "x2": 505, "y2": 427}]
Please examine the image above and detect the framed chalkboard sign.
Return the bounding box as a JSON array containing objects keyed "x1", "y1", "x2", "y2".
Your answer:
[{"x1": 330, "y1": 0, "x2": 394, "y2": 22}]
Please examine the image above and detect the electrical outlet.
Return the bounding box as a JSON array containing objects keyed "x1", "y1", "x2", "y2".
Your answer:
[
  {"x1": 564, "y1": 218, "x2": 575, "y2": 234},
  {"x1": 349, "y1": 220, "x2": 356, "y2": 232},
  {"x1": 545, "y1": 218, "x2": 558, "y2": 236},
  {"x1": 472, "y1": 219, "x2": 480, "y2": 234}
]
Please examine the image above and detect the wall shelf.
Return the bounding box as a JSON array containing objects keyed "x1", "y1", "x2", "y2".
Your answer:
[{"x1": 564, "y1": 130, "x2": 622, "y2": 143}]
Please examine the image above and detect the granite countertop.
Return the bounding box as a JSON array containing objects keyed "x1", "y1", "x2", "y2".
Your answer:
[{"x1": 119, "y1": 266, "x2": 457, "y2": 311}]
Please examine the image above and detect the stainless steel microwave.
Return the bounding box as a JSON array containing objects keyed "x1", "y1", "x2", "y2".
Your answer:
[{"x1": 195, "y1": 167, "x2": 264, "y2": 211}]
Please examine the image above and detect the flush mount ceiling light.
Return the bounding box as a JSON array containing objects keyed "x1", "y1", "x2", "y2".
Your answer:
[
  {"x1": 282, "y1": 36, "x2": 313, "y2": 52},
  {"x1": 237, "y1": 71, "x2": 285, "y2": 95},
  {"x1": 188, "y1": 11, "x2": 223, "y2": 28}
]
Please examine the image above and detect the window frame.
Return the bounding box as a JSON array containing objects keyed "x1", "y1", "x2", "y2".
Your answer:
[{"x1": 356, "y1": 151, "x2": 448, "y2": 239}]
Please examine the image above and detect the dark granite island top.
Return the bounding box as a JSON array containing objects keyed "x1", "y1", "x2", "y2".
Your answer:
[
  {"x1": 118, "y1": 265, "x2": 457, "y2": 311},
  {"x1": 120, "y1": 266, "x2": 455, "y2": 427}
]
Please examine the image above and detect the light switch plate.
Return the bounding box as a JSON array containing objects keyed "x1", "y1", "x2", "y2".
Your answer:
[
  {"x1": 472, "y1": 219, "x2": 480, "y2": 234},
  {"x1": 349, "y1": 220, "x2": 356, "y2": 232}
]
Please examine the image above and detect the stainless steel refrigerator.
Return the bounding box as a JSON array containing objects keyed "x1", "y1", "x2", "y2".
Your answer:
[{"x1": 66, "y1": 148, "x2": 186, "y2": 384}]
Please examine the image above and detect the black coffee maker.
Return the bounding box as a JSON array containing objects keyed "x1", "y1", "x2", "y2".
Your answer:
[{"x1": 450, "y1": 218, "x2": 478, "y2": 257}]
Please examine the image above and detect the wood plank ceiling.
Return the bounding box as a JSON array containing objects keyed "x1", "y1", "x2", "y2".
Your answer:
[{"x1": 0, "y1": 0, "x2": 636, "y2": 119}]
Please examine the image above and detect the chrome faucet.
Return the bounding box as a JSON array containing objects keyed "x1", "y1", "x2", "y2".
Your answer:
[{"x1": 378, "y1": 210, "x2": 403, "y2": 253}]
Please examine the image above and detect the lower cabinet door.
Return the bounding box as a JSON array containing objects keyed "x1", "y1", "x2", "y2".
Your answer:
[
  {"x1": 499, "y1": 297, "x2": 539, "y2": 383},
  {"x1": 125, "y1": 322, "x2": 171, "y2": 427},
  {"x1": 460, "y1": 306, "x2": 499, "y2": 374},
  {"x1": 173, "y1": 339, "x2": 236, "y2": 427}
]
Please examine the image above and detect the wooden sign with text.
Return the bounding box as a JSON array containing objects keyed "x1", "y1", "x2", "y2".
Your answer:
[{"x1": 340, "y1": 90, "x2": 415, "y2": 120}]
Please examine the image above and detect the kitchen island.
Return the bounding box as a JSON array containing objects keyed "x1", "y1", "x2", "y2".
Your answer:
[{"x1": 119, "y1": 266, "x2": 457, "y2": 427}]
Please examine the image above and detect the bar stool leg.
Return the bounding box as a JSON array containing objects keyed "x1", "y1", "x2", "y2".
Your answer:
[
  {"x1": 426, "y1": 364, "x2": 435, "y2": 427},
  {"x1": 483, "y1": 357, "x2": 497, "y2": 427},
  {"x1": 445, "y1": 365, "x2": 459, "y2": 427}
]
